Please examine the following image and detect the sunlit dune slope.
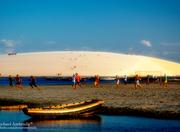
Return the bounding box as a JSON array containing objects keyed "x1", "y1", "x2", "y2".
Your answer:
[{"x1": 0, "y1": 51, "x2": 180, "y2": 76}]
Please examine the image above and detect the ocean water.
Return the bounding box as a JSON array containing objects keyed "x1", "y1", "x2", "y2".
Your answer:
[
  {"x1": 0, "y1": 77, "x2": 115, "y2": 86},
  {"x1": 0, "y1": 111, "x2": 179, "y2": 132},
  {"x1": 1, "y1": 76, "x2": 179, "y2": 86}
]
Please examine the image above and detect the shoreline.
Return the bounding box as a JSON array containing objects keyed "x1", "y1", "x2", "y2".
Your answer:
[
  {"x1": 0, "y1": 104, "x2": 179, "y2": 120},
  {"x1": 0, "y1": 84, "x2": 180, "y2": 119},
  {"x1": 0, "y1": 102, "x2": 179, "y2": 120}
]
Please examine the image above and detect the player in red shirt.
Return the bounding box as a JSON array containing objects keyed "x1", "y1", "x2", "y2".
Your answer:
[{"x1": 75, "y1": 73, "x2": 82, "y2": 88}]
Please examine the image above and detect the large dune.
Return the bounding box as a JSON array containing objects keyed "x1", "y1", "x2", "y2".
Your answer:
[{"x1": 0, "y1": 51, "x2": 180, "y2": 77}]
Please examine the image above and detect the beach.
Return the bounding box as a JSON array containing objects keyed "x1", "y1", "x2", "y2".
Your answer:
[{"x1": 0, "y1": 83, "x2": 180, "y2": 119}]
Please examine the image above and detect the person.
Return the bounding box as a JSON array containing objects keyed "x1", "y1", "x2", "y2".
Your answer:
[
  {"x1": 159, "y1": 76, "x2": 163, "y2": 86},
  {"x1": 146, "y1": 75, "x2": 150, "y2": 85},
  {"x1": 124, "y1": 75, "x2": 127, "y2": 85},
  {"x1": 163, "y1": 74, "x2": 168, "y2": 87},
  {"x1": 75, "y1": 73, "x2": 82, "y2": 88},
  {"x1": 94, "y1": 75, "x2": 100, "y2": 87},
  {"x1": 29, "y1": 76, "x2": 40, "y2": 90},
  {"x1": 115, "y1": 75, "x2": 120, "y2": 88},
  {"x1": 72, "y1": 74, "x2": 76, "y2": 89},
  {"x1": 8, "y1": 75, "x2": 13, "y2": 87},
  {"x1": 135, "y1": 74, "x2": 142, "y2": 88},
  {"x1": 15, "y1": 74, "x2": 22, "y2": 89}
]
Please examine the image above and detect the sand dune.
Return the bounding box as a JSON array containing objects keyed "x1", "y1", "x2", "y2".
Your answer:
[{"x1": 0, "y1": 51, "x2": 180, "y2": 76}]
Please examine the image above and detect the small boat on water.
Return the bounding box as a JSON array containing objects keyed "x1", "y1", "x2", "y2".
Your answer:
[{"x1": 22, "y1": 100, "x2": 104, "y2": 119}]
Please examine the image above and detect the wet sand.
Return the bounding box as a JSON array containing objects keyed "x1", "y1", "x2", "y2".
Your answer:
[{"x1": 0, "y1": 83, "x2": 180, "y2": 119}]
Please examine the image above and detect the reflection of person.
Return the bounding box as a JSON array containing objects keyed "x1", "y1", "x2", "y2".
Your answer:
[
  {"x1": 15, "y1": 74, "x2": 22, "y2": 89},
  {"x1": 29, "y1": 76, "x2": 40, "y2": 90},
  {"x1": 8, "y1": 75, "x2": 13, "y2": 87},
  {"x1": 135, "y1": 74, "x2": 142, "y2": 88}
]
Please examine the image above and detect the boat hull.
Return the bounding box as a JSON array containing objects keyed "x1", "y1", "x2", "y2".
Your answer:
[{"x1": 22, "y1": 100, "x2": 104, "y2": 119}]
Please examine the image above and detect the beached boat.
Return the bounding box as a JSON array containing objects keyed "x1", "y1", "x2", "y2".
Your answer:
[
  {"x1": 22, "y1": 100, "x2": 104, "y2": 119},
  {"x1": 0, "y1": 105, "x2": 27, "y2": 110}
]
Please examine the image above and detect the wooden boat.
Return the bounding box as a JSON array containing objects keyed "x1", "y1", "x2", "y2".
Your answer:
[
  {"x1": 22, "y1": 100, "x2": 104, "y2": 119},
  {"x1": 8, "y1": 52, "x2": 17, "y2": 55},
  {"x1": 0, "y1": 105, "x2": 27, "y2": 110}
]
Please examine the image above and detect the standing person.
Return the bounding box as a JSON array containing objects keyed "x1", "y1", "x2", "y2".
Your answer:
[
  {"x1": 15, "y1": 74, "x2": 22, "y2": 89},
  {"x1": 135, "y1": 74, "x2": 142, "y2": 88},
  {"x1": 124, "y1": 75, "x2": 127, "y2": 85},
  {"x1": 94, "y1": 75, "x2": 100, "y2": 88},
  {"x1": 159, "y1": 76, "x2": 163, "y2": 86},
  {"x1": 29, "y1": 76, "x2": 40, "y2": 90},
  {"x1": 115, "y1": 75, "x2": 120, "y2": 88},
  {"x1": 72, "y1": 74, "x2": 76, "y2": 89},
  {"x1": 163, "y1": 74, "x2": 168, "y2": 88},
  {"x1": 8, "y1": 75, "x2": 13, "y2": 88},
  {"x1": 146, "y1": 75, "x2": 150, "y2": 85},
  {"x1": 94, "y1": 75, "x2": 97, "y2": 87},
  {"x1": 75, "y1": 73, "x2": 82, "y2": 88}
]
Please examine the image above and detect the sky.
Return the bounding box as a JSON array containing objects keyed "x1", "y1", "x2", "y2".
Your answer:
[{"x1": 0, "y1": 0, "x2": 180, "y2": 62}]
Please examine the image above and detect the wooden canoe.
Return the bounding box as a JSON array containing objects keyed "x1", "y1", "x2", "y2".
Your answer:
[{"x1": 22, "y1": 100, "x2": 104, "y2": 119}]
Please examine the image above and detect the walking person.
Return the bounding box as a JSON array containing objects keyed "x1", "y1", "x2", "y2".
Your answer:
[
  {"x1": 15, "y1": 74, "x2": 22, "y2": 89},
  {"x1": 115, "y1": 75, "x2": 120, "y2": 88},
  {"x1": 72, "y1": 74, "x2": 76, "y2": 89},
  {"x1": 135, "y1": 74, "x2": 142, "y2": 88},
  {"x1": 124, "y1": 75, "x2": 127, "y2": 85},
  {"x1": 146, "y1": 75, "x2": 150, "y2": 85},
  {"x1": 8, "y1": 75, "x2": 13, "y2": 88},
  {"x1": 29, "y1": 76, "x2": 40, "y2": 90},
  {"x1": 163, "y1": 74, "x2": 168, "y2": 88},
  {"x1": 159, "y1": 76, "x2": 163, "y2": 86},
  {"x1": 94, "y1": 75, "x2": 100, "y2": 88},
  {"x1": 75, "y1": 73, "x2": 82, "y2": 88}
]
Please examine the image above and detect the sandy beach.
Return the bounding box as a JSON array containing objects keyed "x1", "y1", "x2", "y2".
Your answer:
[{"x1": 0, "y1": 83, "x2": 180, "y2": 119}]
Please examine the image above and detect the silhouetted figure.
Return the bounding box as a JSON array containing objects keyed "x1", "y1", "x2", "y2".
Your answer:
[
  {"x1": 15, "y1": 74, "x2": 22, "y2": 89},
  {"x1": 8, "y1": 75, "x2": 13, "y2": 87},
  {"x1": 29, "y1": 76, "x2": 40, "y2": 90}
]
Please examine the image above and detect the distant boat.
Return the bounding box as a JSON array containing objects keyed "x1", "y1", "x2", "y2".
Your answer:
[
  {"x1": 22, "y1": 100, "x2": 104, "y2": 119},
  {"x1": 8, "y1": 52, "x2": 17, "y2": 55},
  {"x1": 101, "y1": 77, "x2": 115, "y2": 81}
]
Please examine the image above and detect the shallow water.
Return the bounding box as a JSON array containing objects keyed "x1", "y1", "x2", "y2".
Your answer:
[{"x1": 0, "y1": 111, "x2": 180, "y2": 132}]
